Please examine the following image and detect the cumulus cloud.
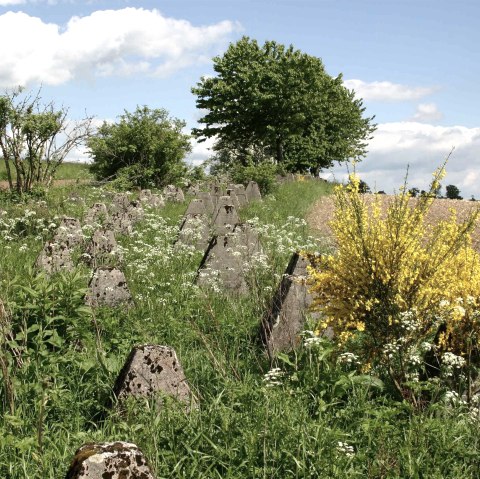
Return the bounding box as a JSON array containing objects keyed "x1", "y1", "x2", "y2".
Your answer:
[
  {"x1": 187, "y1": 136, "x2": 216, "y2": 166},
  {"x1": 320, "y1": 122, "x2": 480, "y2": 198},
  {"x1": 0, "y1": 0, "x2": 25, "y2": 5},
  {"x1": 343, "y1": 79, "x2": 438, "y2": 102},
  {"x1": 0, "y1": 9, "x2": 240, "y2": 86},
  {"x1": 412, "y1": 103, "x2": 443, "y2": 122}
]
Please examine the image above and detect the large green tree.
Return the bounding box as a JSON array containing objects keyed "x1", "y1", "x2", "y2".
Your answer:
[
  {"x1": 0, "y1": 88, "x2": 93, "y2": 194},
  {"x1": 87, "y1": 106, "x2": 191, "y2": 188},
  {"x1": 192, "y1": 37, "x2": 376, "y2": 174}
]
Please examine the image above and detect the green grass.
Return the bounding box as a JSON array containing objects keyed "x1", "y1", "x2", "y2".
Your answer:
[
  {"x1": 0, "y1": 159, "x2": 92, "y2": 182},
  {"x1": 0, "y1": 179, "x2": 479, "y2": 478}
]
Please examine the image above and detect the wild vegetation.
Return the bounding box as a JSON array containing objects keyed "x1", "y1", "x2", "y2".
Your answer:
[{"x1": 0, "y1": 177, "x2": 479, "y2": 478}]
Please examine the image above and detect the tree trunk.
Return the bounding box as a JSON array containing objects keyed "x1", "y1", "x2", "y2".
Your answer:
[{"x1": 276, "y1": 139, "x2": 284, "y2": 164}]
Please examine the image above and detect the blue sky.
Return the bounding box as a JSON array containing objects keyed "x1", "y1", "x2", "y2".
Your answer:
[{"x1": 1, "y1": 0, "x2": 479, "y2": 196}]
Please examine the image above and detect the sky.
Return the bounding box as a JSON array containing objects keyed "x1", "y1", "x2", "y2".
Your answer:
[{"x1": 1, "y1": 0, "x2": 479, "y2": 197}]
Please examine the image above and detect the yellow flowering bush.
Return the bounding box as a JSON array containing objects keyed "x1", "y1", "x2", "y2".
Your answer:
[{"x1": 309, "y1": 165, "x2": 480, "y2": 400}]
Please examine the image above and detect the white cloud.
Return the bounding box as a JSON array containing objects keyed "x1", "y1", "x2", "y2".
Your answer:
[
  {"x1": 0, "y1": 0, "x2": 25, "y2": 5},
  {"x1": 412, "y1": 102, "x2": 443, "y2": 122},
  {"x1": 343, "y1": 79, "x2": 438, "y2": 101},
  {"x1": 321, "y1": 121, "x2": 480, "y2": 198},
  {"x1": 0, "y1": 9, "x2": 240, "y2": 86},
  {"x1": 187, "y1": 136, "x2": 216, "y2": 166}
]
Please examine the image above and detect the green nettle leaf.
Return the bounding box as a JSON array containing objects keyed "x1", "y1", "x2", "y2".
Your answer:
[{"x1": 192, "y1": 36, "x2": 376, "y2": 174}]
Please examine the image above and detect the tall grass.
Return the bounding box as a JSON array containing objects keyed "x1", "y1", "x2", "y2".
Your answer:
[{"x1": 0, "y1": 179, "x2": 478, "y2": 478}]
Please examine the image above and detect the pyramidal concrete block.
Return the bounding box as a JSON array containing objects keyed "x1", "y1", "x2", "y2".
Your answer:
[
  {"x1": 245, "y1": 181, "x2": 262, "y2": 202},
  {"x1": 113, "y1": 344, "x2": 194, "y2": 408},
  {"x1": 36, "y1": 241, "x2": 74, "y2": 274},
  {"x1": 261, "y1": 251, "x2": 317, "y2": 356},
  {"x1": 86, "y1": 267, "x2": 133, "y2": 307}
]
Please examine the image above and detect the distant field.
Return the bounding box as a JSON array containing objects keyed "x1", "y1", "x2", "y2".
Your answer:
[
  {"x1": 0, "y1": 160, "x2": 92, "y2": 182},
  {"x1": 308, "y1": 194, "x2": 480, "y2": 248}
]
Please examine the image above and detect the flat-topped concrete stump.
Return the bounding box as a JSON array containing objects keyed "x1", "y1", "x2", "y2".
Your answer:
[
  {"x1": 65, "y1": 441, "x2": 156, "y2": 479},
  {"x1": 36, "y1": 241, "x2": 74, "y2": 274},
  {"x1": 86, "y1": 267, "x2": 132, "y2": 307},
  {"x1": 113, "y1": 345, "x2": 193, "y2": 408}
]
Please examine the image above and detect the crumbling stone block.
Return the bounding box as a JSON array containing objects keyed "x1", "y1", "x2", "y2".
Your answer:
[
  {"x1": 245, "y1": 181, "x2": 262, "y2": 202},
  {"x1": 110, "y1": 193, "x2": 131, "y2": 213},
  {"x1": 36, "y1": 241, "x2": 74, "y2": 274},
  {"x1": 83, "y1": 229, "x2": 123, "y2": 267},
  {"x1": 176, "y1": 214, "x2": 211, "y2": 252},
  {"x1": 53, "y1": 217, "x2": 84, "y2": 248},
  {"x1": 86, "y1": 267, "x2": 132, "y2": 307},
  {"x1": 126, "y1": 200, "x2": 145, "y2": 225},
  {"x1": 65, "y1": 441, "x2": 156, "y2": 479},
  {"x1": 84, "y1": 203, "x2": 109, "y2": 227},
  {"x1": 261, "y1": 252, "x2": 316, "y2": 356},
  {"x1": 113, "y1": 345, "x2": 193, "y2": 408}
]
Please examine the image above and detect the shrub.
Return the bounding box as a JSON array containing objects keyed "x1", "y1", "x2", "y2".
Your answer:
[
  {"x1": 309, "y1": 165, "x2": 480, "y2": 403},
  {"x1": 230, "y1": 162, "x2": 279, "y2": 195}
]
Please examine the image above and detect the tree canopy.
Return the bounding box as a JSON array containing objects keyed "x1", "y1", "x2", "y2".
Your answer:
[
  {"x1": 0, "y1": 87, "x2": 92, "y2": 194},
  {"x1": 87, "y1": 106, "x2": 191, "y2": 188},
  {"x1": 192, "y1": 36, "x2": 376, "y2": 174}
]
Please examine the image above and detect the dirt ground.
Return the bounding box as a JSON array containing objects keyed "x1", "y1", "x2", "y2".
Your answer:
[{"x1": 307, "y1": 194, "x2": 480, "y2": 249}]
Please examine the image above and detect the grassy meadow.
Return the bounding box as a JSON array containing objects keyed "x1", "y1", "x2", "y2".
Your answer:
[
  {"x1": 0, "y1": 179, "x2": 479, "y2": 478},
  {"x1": 0, "y1": 160, "x2": 93, "y2": 183}
]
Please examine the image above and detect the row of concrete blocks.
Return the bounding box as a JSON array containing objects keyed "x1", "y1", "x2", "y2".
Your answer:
[{"x1": 64, "y1": 253, "x2": 318, "y2": 478}]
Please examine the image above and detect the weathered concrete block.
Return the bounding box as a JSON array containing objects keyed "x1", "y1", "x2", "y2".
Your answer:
[
  {"x1": 139, "y1": 190, "x2": 165, "y2": 208},
  {"x1": 113, "y1": 345, "x2": 193, "y2": 407},
  {"x1": 84, "y1": 203, "x2": 109, "y2": 227},
  {"x1": 197, "y1": 228, "x2": 252, "y2": 294},
  {"x1": 163, "y1": 185, "x2": 185, "y2": 202},
  {"x1": 110, "y1": 193, "x2": 131, "y2": 213},
  {"x1": 225, "y1": 189, "x2": 241, "y2": 210},
  {"x1": 126, "y1": 200, "x2": 145, "y2": 225},
  {"x1": 176, "y1": 214, "x2": 211, "y2": 252},
  {"x1": 83, "y1": 229, "x2": 123, "y2": 267},
  {"x1": 233, "y1": 184, "x2": 248, "y2": 207},
  {"x1": 53, "y1": 217, "x2": 84, "y2": 248},
  {"x1": 196, "y1": 192, "x2": 215, "y2": 215},
  {"x1": 261, "y1": 252, "x2": 316, "y2": 356},
  {"x1": 65, "y1": 441, "x2": 156, "y2": 479},
  {"x1": 36, "y1": 242, "x2": 74, "y2": 274},
  {"x1": 245, "y1": 181, "x2": 262, "y2": 202},
  {"x1": 107, "y1": 211, "x2": 133, "y2": 236},
  {"x1": 185, "y1": 199, "x2": 208, "y2": 217},
  {"x1": 86, "y1": 267, "x2": 132, "y2": 307},
  {"x1": 212, "y1": 203, "x2": 240, "y2": 235}
]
